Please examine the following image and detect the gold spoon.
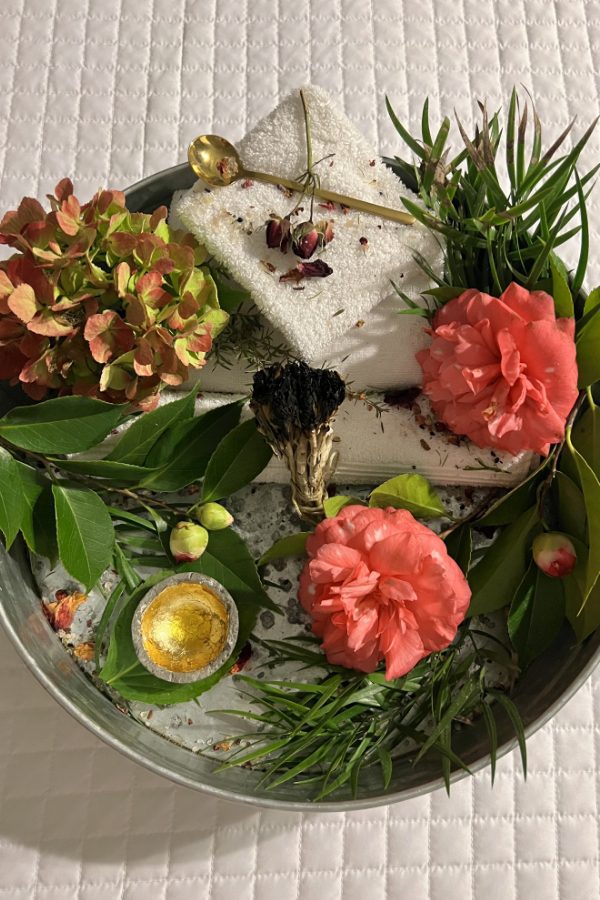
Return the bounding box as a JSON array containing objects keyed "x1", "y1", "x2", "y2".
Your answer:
[{"x1": 188, "y1": 134, "x2": 415, "y2": 226}]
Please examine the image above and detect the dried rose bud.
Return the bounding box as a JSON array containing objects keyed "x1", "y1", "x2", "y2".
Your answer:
[
  {"x1": 195, "y1": 502, "x2": 234, "y2": 531},
  {"x1": 317, "y1": 219, "x2": 334, "y2": 246},
  {"x1": 291, "y1": 220, "x2": 321, "y2": 259},
  {"x1": 265, "y1": 214, "x2": 291, "y2": 252},
  {"x1": 169, "y1": 521, "x2": 209, "y2": 563},
  {"x1": 532, "y1": 532, "x2": 577, "y2": 578}
]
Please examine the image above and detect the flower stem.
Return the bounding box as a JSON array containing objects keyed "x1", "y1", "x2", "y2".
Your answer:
[{"x1": 299, "y1": 89, "x2": 313, "y2": 174}]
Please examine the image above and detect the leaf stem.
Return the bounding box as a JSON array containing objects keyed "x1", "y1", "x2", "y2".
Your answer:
[{"x1": 0, "y1": 437, "x2": 183, "y2": 516}]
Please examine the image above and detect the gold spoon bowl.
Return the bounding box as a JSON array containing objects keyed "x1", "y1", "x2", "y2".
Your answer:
[{"x1": 188, "y1": 134, "x2": 415, "y2": 226}]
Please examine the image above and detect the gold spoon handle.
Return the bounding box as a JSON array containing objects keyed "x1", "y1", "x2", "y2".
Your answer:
[{"x1": 242, "y1": 167, "x2": 415, "y2": 226}]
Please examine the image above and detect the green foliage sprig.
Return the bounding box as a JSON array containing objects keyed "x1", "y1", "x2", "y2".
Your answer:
[
  {"x1": 0, "y1": 387, "x2": 276, "y2": 705},
  {"x1": 385, "y1": 89, "x2": 597, "y2": 307},
  {"x1": 211, "y1": 626, "x2": 524, "y2": 799}
]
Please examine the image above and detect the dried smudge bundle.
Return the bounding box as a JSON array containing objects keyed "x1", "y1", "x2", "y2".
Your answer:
[{"x1": 251, "y1": 361, "x2": 346, "y2": 522}]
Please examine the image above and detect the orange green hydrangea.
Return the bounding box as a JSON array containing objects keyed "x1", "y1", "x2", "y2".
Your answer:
[{"x1": 0, "y1": 179, "x2": 227, "y2": 409}]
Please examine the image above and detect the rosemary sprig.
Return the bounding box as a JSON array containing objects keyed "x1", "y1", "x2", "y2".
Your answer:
[
  {"x1": 385, "y1": 89, "x2": 598, "y2": 303},
  {"x1": 210, "y1": 301, "x2": 296, "y2": 372},
  {"x1": 209, "y1": 625, "x2": 525, "y2": 799}
]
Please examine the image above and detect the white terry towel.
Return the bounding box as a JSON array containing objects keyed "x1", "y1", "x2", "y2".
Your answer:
[
  {"x1": 173, "y1": 86, "x2": 443, "y2": 386},
  {"x1": 86, "y1": 390, "x2": 533, "y2": 488},
  {"x1": 196, "y1": 393, "x2": 534, "y2": 489},
  {"x1": 177, "y1": 290, "x2": 432, "y2": 395}
]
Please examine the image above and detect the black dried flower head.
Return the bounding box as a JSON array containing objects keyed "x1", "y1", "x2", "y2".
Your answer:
[{"x1": 251, "y1": 361, "x2": 346, "y2": 443}]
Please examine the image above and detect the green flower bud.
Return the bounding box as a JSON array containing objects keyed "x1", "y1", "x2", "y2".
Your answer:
[
  {"x1": 169, "y1": 521, "x2": 209, "y2": 563},
  {"x1": 196, "y1": 502, "x2": 234, "y2": 531}
]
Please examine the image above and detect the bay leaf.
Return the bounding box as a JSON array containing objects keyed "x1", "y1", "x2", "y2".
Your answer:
[
  {"x1": 369, "y1": 473, "x2": 445, "y2": 518},
  {"x1": 0, "y1": 447, "x2": 24, "y2": 547},
  {"x1": 468, "y1": 505, "x2": 541, "y2": 617},
  {"x1": 202, "y1": 418, "x2": 273, "y2": 502},
  {"x1": 52, "y1": 484, "x2": 114, "y2": 590},
  {"x1": 0, "y1": 396, "x2": 126, "y2": 454}
]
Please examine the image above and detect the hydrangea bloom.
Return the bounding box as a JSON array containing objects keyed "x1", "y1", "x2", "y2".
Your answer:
[{"x1": 0, "y1": 179, "x2": 227, "y2": 409}]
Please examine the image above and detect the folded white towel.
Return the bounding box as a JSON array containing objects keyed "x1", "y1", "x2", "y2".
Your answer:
[
  {"x1": 196, "y1": 393, "x2": 534, "y2": 489},
  {"x1": 82, "y1": 388, "x2": 533, "y2": 488},
  {"x1": 173, "y1": 86, "x2": 443, "y2": 374},
  {"x1": 176, "y1": 290, "x2": 430, "y2": 395}
]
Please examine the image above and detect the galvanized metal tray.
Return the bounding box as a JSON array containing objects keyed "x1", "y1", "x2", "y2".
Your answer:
[{"x1": 1, "y1": 164, "x2": 599, "y2": 810}]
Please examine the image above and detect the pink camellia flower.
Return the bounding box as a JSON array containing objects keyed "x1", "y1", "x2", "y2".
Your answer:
[
  {"x1": 298, "y1": 505, "x2": 471, "y2": 679},
  {"x1": 533, "y1": 532, "x2": 577, "y2": 578},
  {"x1": 416, "y1": 283, "x2": 579, "y2": 455}
]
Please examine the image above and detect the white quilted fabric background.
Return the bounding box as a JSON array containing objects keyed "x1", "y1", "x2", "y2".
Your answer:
[{"x1": 1, "y1": 1, "x2": 600, "y2": 897}]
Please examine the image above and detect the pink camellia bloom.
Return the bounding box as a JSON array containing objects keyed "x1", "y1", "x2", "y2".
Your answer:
[
  {"x1": 416, "y1": 283, "x2": 579, "y2": 455},
  {"x1": 298, "y1": 505, "x2": 471, "y2": 679},
  {"x1": 532, "y1": 532, "x2": 577, "y2": 578}
]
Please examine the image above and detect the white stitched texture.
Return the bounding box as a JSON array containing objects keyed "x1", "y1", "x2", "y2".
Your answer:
[{"x1": 1, "y1": 2, "x2": 600, "y2": 898}]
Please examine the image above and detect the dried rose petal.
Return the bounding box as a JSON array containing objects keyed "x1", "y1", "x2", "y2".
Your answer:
[
  {"x1": 229, "y1": 641, "x2": 252, "y2": 674},
  {"x1": 43, "y1": 591, "x2": 87, "y2": 631},
  {"x1": 73, "y1": 642, "x2": 95, "y2": 661},
  {"x1": 280, "y1": 260, "x2": 333, "y2": 283}
]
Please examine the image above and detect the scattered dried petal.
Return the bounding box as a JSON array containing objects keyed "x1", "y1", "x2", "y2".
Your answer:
[
  {"x1": 229, "y1": 641, "x2": 252, "y2": 674},
  {"x1": 280, "y1": 260, "x2": 333, "y2": 283},
  {"x1": 73, "y1": 641, "x2": 95, "y2": 661},
  {"x1": 43, "y1": 591, "x2": 87, "y2": 631}
]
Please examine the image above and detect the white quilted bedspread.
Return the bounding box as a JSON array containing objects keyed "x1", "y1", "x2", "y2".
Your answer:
[{"x1": 1, "y1": 1, "x2": 600, "y2": 898}]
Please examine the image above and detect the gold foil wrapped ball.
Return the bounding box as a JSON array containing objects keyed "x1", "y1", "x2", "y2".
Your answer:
[{"x1": 131, "y1": 574, "x2": 239, "y2": 683}]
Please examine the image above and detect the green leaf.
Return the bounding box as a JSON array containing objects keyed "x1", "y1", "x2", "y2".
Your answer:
[
  {"x1": 323, "y1": 495, "x2": 363, "y2": 517},
  {"x1": 52, "y1": 484, "x2": 114, "y2": 590},
  {"x1": 210, "y1": 268, "x2": 251, "y2": 313},
  {"x1": 99, "y1": 573, "x2": 254, "y2": 704},
  {"x1": 444, "y1": 526, "x2": 472, "y2": 573},
  {"x1": 202, "y1": 419, "x2": 273, "y2": 502},
  {"x1": 481, "y1": 702, "x2": 498, "y2": 785},
  {"x1": 414, "y1": 676, "x2": 479, "y2": 764},
  {"x1": 107, "y1": 389, "x2": 198, "y2": 465},
  {"x1": 0, "y1": 447, "x2": 24, "y2": 547},
  {"x1": 184, "y1": 527, "x2": 278, "y2": 612},
  {"x1": 571, "y1": 171, "x2": 589, "y2": 297},
  {"x1": 259, "y1": 532, "x2": 310, "y2": 567},
  {"x1": 583, "y1": 286, "x2": 600, "y2": 318},
  {"x1": 488, "y1": 690, "x2": 527, "y2": 776},
  {"x1": 549, "y1": 256, "x2": 574, "y2": 317},
  {"x1": 422, "y1": 285, "x2": 464, "y2": 303},
  {"x1": 468, "y1": 505, "x2": 541, "y2": 617},
  {"x1": 570, "y1": 401, "x2": 600, "y2": 477},
  {"x1": 564, "y1": 537, "x2": 600, "y2": 640},
  {"x1": 369, "y1": 474, "x2": 445, "y2": 518},
  {"x1": 565, "y1": 433, "x2": 600, "y2": 602},
  {"x1": 94, "y1": 578, "x2": 125, "y2": 668},
  {"x1": 508, "y1": 563, "x2": 565, "y2": 668},
  {"x1": 576, "y1": 312, "x2": 600, "y2": 387},
  {"x1": 0, "y1": 396, "x2": 126, "y2": 453},
  {"x1": 555, "y1": 472, "x2": 587, "y2": 543},
  {"x1": 377, "y1": 746, "x2": 393, "y2": 790},
  {"x1": 477, "y1": 458, "x2": 549, "y2": 527},
  {"x1": 386, "y1": 96, "x2": 426, "y2": 159},
  {"x1": 51, "y1": 457, "x2": 153, "y2": 485},
  {"x1": 15, "y1": 462, "x2": 57, "y2": 561},
  {"x1": 142, "y1": 401, "x2": 243, "y2": 492}
]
